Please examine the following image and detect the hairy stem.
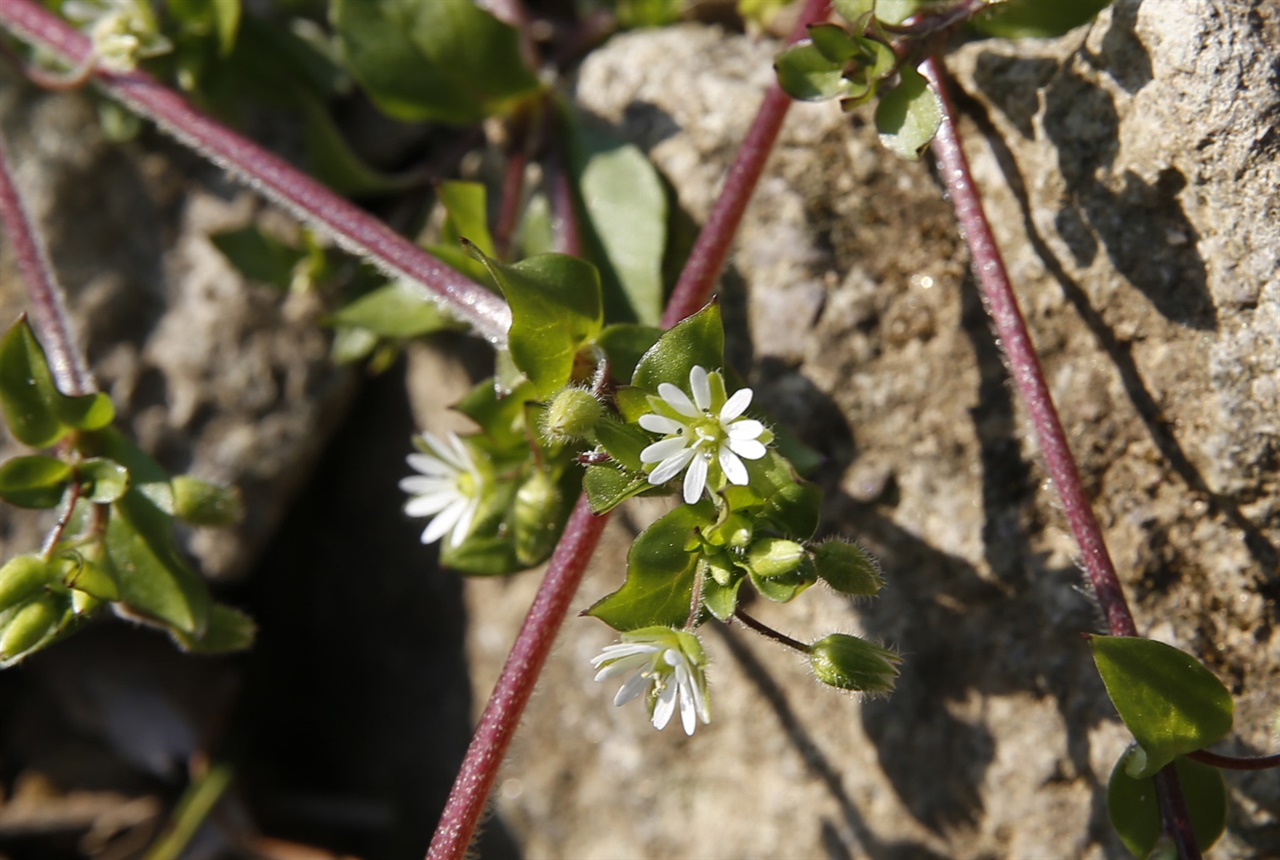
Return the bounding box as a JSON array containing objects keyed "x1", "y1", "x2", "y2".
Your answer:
[
  {"x1": 0, "y1": 131, "x2": 93, "y2": 395},
  {"x1": 662, "y1": 0, "x2": 831, "y2": 328},
  {"x1": 920, "y1": 57, "x2": 1137, "y2": 639},
  {"x1": 427, "y1": 496, "x2": 609, "y2": 860},
  {"x1": 0, "y1": 0, "x2": 511, "y2": 345},
  {"x1": 734, "y1": 609, "x2": 812, "y2": 653},
  {"x1": 920, "y1": 56, "x2": 1202, "y2": 859}
]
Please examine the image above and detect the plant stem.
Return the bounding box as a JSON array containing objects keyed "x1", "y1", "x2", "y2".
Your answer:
[
  {"x1": 661, "y1": 0, "x2": 832, "y2": 328},
  {"x1": 734, "y1": 609, "x2": 812, "y2": 653},
  {"x1": 920, "y1": 56, "x2": 1201, "y2": 859},
  {"x1": 427, "y1": 496, "x2": 609, "y2": 860},
  {"x1": 919, "y1": 57, "x2": 1137, "y2": 639},
  {"x1": 0, "y1": 0, "x2": 511, "y2": 345},
  {"x1": 0, "y1": 131, "x2": 93, "y2": 395},
  {"x1": 1190, "y1": 749, "x2": 1280, "y2": 771}
]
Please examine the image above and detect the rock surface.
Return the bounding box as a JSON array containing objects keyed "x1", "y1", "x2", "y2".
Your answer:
[{"x1": 458, "y1": 3, "x2": 1280, "y2": 858}]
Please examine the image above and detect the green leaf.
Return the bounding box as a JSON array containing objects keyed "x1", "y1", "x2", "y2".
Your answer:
[
  {"x1": 213, "y1": 0, "x2": 242, "y2": 55},
  {"x1": 629, "y1": 302, "x2": 724, "y2": 403},
  {"x1": 751, "y1": 451, "x2": 822, "y2": 539},
  {"x1": 332, "y1": 0, "x2": 542, "y2": 125},
  {"x1": 747, "y1": 559, "x2": 814, "y2": 602},
  {"x1": 831, "y1": 0, "x2": 875, "y2": 23},
  {"x1": 0, "y1": 455, "x2": 72, "y2": 508},
  {"x1": 453, "y1": 377, "x2": 537, "y2": 454},
  {"x1": 875, "y1": 0, "x2": 923, "y2": 25},
  {"x1": 210, "y1": 226, "x2": 308, "y2": 291},
  {"x1": 615, "y1": 0, "x2": 684, "y2": 27},
  {"x1": 61, "y1": 556, "x2": 120, "y2": 602},
  {"x1": 587, "y1": 502, "x2": 715, "y2": 630},
  {"x1": 584, "y1": 465, "x2": 651, "y2": 514},
  {"x1": 0, "y1": 317, "x2": 113, "y2": 446},
  {"x1": 972, "y1": 0, "x2": 1114, "y2": 38},
  {"x1": 1089, "y1": 636, "x2": 1234, "y2": 778},
  {"x1": 592, "y1": 418, "x2": 651, "y2": 471},
  {"x1": 1107, "y1": 750, "x2": 1227, "y2": 858},
  {"x1": 92, "y1": 428, "x2": 173, "y2": 514},
  {"x1": 875, "y1": 66, "x2": 942, "y2": 161},
  {"x1": 328, "y1": 282, "x2": 460, "y2": 339},
  {"x1": 775, "y1": 42, "x2": 850, "y2": 102},
  {"x1": 595, "y1": 324, "x2": 662, "y2": 384},
  {"x1": 171, "y1": 475, "x2": 243, "y2": 526},
  {"x1": 106, "y1": 490, "x2": 212, "y2": 636},
  {"x1": 475, "y1": 251, "x2": 604, "y2": 398},
  {"x1": 565, "y1": 106, "x2": 667, "y2": 326},
  {"x1": 438, "y1": 181, "x2": 496, "y2": 258},
  {"x1": 168, "y1": 602, "x2": 256, "y2": 653},
  {"x1": 76, "y1": 457, "x2": 130, "y2": 504},
  {"x1": 808, "y1": 23, "x2": 862, "y2": 64},
  {"x1": 701, "y1": 563, "x2": 743, "y2": 622}
]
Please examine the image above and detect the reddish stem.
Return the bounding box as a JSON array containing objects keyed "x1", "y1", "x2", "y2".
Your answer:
[
  {"x1": 0, "y1": 131, "x2": 92, "y2": 395},
  {"x1": 919, "y1": 57, "x2": 1137, "y2": 639},
  {"x1": 661, "y1": 0, "x2": 832, "y2": 328},
  {"x1": 427, "y1": 496, "x2": 609, "y2": 860},
  {"x1": 0, "y1": 0, "x2": 511, "y2": 345},
  {"x1": 1190, "y1": 749, "x2": 1280, "y2": 771}
]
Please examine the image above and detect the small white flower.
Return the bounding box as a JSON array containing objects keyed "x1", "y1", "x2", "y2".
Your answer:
[
  {"x1": 399, "y1": 431, "x2": 484, "y2": 548},
  {"x1": 638, "y1": 366, "x2": 769, "y2": 504},
  {"x1": 591, "y1": 627, "x2": 711, "y2": 736}
]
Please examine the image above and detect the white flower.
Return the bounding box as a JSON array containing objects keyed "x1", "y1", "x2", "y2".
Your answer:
[
  {"x1": 399, "y1": 431, "x2": 484, "y2": 548},
  {"x1": 591, "y1": 627, "x2": 711, "y2": 736},
  {"x1": 65, "y1": 0, "x2": 172, "y2": 72},
  {"x1": 638, "y1": 366, "x2": 769, "y2": 504}
]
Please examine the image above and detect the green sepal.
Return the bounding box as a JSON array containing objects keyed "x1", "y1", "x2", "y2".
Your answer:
[
  {"x1": 0, "y1": 455, "x2": 72, "y2": 508},
  {"x1": 0, "y1": 592, "x2": 72, "y2": 666},
  {"x1": 584, "y1": 465, "x2": 651, "y2": 515},
  {"x1": 167, "y1": 602, "x2": 256, "y2": 653},
  {"x1": 332, "y1": 0, "x2": 542, "y2": 125},
  {"x1": 1089, "y1": 635, "x2": 1234, "y2": 779},
  {"x1": 0, "y1": 554, "x2": 59, "y2": 612},
  {"x1": 60, "y1": 554, "x2": 120, "y2": 602},
  {"x1": 629, "y1": 302, "x2": 724, "y2": 404},
  {"x1": 586, "y1": 501, "x2": 716, "y2": 630},
  {"x1": 813, "y1": 540, "x2": 882, "y2": 596},
  {"x1": 1107, "y1": 749, "x2": 1226, "y2": 858},
  {"x1": 473, "y1": 249, "x2": 604, "y2": 399},
  {"x1": 0, "y1": 316, "x2": 114, "y2": 447},
  {"x1": 595, "y1": 324, "x2": 662, "y2": 385},
  {"x1": 106, "y1": 490, "x2": 212, "y2": 637},
  {"x1": 512, "y1": 469, "x2": 563, "y2": 568},
  {"x1": 76, "y1": 457, "x2": 130, "y2": 504},
  {"x1": 875, "y1": 66, "x2": 942, "y2": 161},
  {"x1": 327, "y1": 281, "x2": 461, "y2": 340},
  {"x1": 972, "y1": 0, "x2": 1114, "y2": 38},
  {"x1": 172, "y1": 475, "x2": 244, "y2": 526},
  {"x1": 810, "y1": 633, "x2": 901, "y2": 693}
]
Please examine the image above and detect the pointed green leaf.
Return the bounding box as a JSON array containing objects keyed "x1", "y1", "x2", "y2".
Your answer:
[
  {"x1": 701, "y1": 566, "x2": 743, "y2": 622},
  {"x1": 211, "y1": 226, "x2": 308, "y2": 291},
  {"x1": 775, "y1": 42, "x2": 850, "y2": 102},
  {"x1": 0, "y1": 455, "x2": 72, "y2": 508},
  {"x1": 328, "y1": 282, "x2": 460, "y2": 339},
  {"x1": 750, "y1": 450, "x2": 822, "y2": 539},
  {"x1": 0, "y1": 317, "x2": 66, "y2": 447},
  {"x1": 587, "y1": 502, "x2": 715, "y2": 630},
  {"x1": 1107, "y1": 750, "x2": 1226, "y2": 858},
  {"x1": 565, "y1": 107, "x2": 667, "y2": 326},
  {"x1": 93, "y1": 428, "x2": 173, "y2": 514},
  {"x1": 973, "y1": 0, "x2": 1114, "y2": 38},
  {"x1": 584, "y1": 465, "x2": 651, "y2": 514},
  {"x1": 439, "y1": 181, "x2": 496, "y2": 258},
  {"x1": 592, "y1": 418, "x2": 651, "y2": 471},
  {"x1": 61, "y1": 556, "x2": 120, "y2": 602},
  {"x1": 595, "y1": 324, "x2": 662, "y2": 384},
  {"x1": 875, "y1": 0, "x2": 923, "y2": 24},
  {"x1": 808, "y1": 23, "x2": 862, "y2": 64},
  {"x1": 875, "y1": 66, "x2": 942, "y2": 161},
  {"x1": 333, "y1": 0, "x2": 542, "y2": 124},
  {"x1": 476, "y1": 251, "x2": 604, "y2": 398},
  {"x1": 1090, "y1": 636, "x2": 1234, "y2": 778},
  {"x1": 171, "y1": 476, "x2": 243, "y2": 526},
  {"x1": 213, "y1": 0, "x2": 241, "y2": 55},
  {"x1": 106, "y1": 490, "x2": 211, "y2": 636},
  {"x1": 629, "y1": 302, "x2": 724, "y2": 400}
]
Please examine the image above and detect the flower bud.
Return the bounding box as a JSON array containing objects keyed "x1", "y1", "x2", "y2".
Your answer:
[
  {"x1": 813, "y1": 540, "x2": 882, "y2": 597},
  {"x1": 514, "y1": 470, "x2": 562, "y2": 566},
  {"x1": 809, "y1": 633, "x2": 901, "y2": 694},
  {"x1": 0, "y1": 593, "x2": 66, "y2": 663},
  {"x1": 172, "y1": 476, "x2": 244, "y2": 527},
  {"x1": 0, "y1": 555, "x2": 57, "y2": 612},
  {"x1": 746, "y1": 538, "x2": 808, "y2": 579},
  {"x1": 543, "y1": 387, "x2": 603, "y2": 443}
]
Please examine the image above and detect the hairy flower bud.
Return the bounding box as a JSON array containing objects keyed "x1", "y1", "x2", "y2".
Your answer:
[
  {"x1": 812, "y1": 540, "x2": 882, "y2": 596},
  {"x1": 810, "y1": 633, "x2": 901, "y2": 694},
  {"x1": 543, "y1": 387, "x2": 603, "y2": 443}
]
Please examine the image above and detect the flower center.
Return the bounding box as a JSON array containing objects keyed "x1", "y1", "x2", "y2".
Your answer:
[{"x1": 456, "y1": 471, "x2": 478, "y2": 498}]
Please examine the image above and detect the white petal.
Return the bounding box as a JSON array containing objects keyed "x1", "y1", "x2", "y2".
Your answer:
[
  {"x1": 651, "y1": 683, "x2": 677, "y2": 730},
  {"x1": 641, "y1": 437, "x2": 691, "y2": 465},
  {"x1": 720, "y1": 388, "x2": 753, "y2": 421},
  {"x1": 728, "y1": 437, "x2": 768, "y2": 460},
  {"x1": 406, "y1": 453, "x2": 454, "y2": 477},
  {"x1": 591, "y1": 644, "x2": 657, "y2": 669},
  {"x1": 421, "y1": 432, "x2": 467, "y2": 471},
  {"x1": 674, "y1": 664, "x2": 697, "y2": 735},
  {"x1": 649, "y1": 448, "x2": 696, "y2": 485},
  {"x1": 638, "y1": 413, "x2": 686, "y2": 435},
  {"x1": 404, "y1": 491, "x2": 456, "y2": 518},
  {"x1": 690, "y1": 366, "x2": 711, "y2": 411},
  {"x1": 400, "y1": 475, "x2": 453, "y2": 496},
  {"x1": 448, "y1": 498, "x2": 479, "y2": 548},
  {"x1": 726, "y1": 418, "x2": 764, "y2": 440},
  {"x1": 420, "y1": 497, "x2": 467, "y2": 545},
  {"x1": 719, "y1": 448, "x2": 748, "y2": 485},
  {"x1": 614, "y1": 672, "x2": 649, "y2": 706},
  {"x1": 657, "y1": 383, "x2": 699, "y2": 418},
  {"x1": 683, "y1": 453, "x2": 709, "y2": 504}
]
